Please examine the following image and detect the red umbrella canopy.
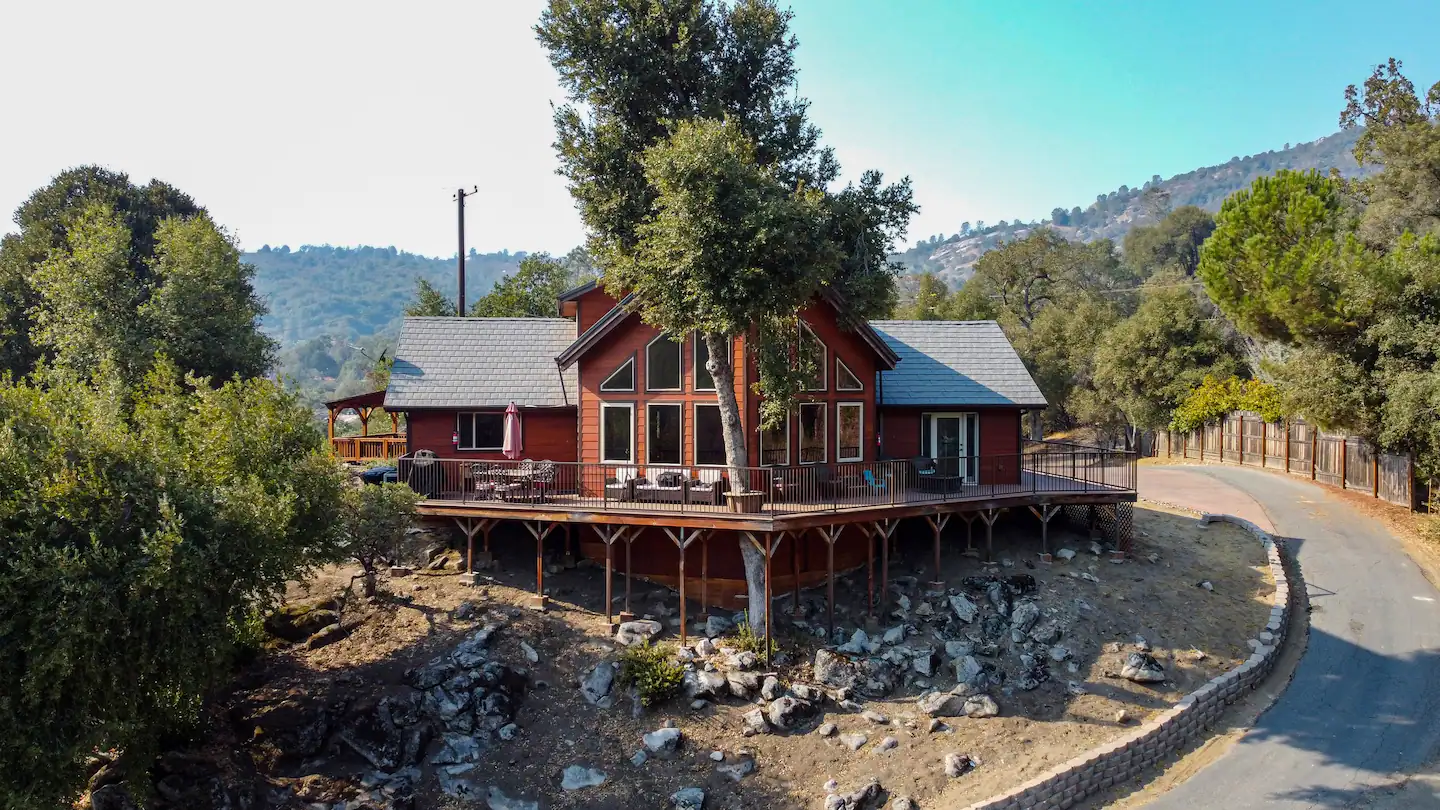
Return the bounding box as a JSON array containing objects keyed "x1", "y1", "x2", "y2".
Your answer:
[{"x1": 502, "y1": 402, "x2": 522, "y2": 460}]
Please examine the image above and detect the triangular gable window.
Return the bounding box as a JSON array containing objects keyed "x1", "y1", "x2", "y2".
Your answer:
[
  {"x1": 600, "y1": 356, "x2": 635, "y2": 392},
  {"x1": 836, "y1": 357, "x2": 864, "y2": 391},
  {"x1": 800, "y1": 323, "x2": 826, "y2": 391}
]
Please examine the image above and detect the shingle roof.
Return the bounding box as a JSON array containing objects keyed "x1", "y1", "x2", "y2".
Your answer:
[
  {"x1": 870, "y1": 320, "x2": 1047, "y2": 408},
  {"x1": 384, "y1": 317, "x2": 578, "y2": 409}
]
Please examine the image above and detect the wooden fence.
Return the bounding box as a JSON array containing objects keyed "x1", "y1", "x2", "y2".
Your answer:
[{"x1": 1151, "y1": 412, "x2": 1422, "y2": 510}]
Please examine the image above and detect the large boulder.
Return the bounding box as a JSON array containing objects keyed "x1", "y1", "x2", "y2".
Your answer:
[
  {"x1": 948, "y1": 595, "x2": 979, "y2": 623},
  {"x1": 855, "y1": 657, "x2": 900, "y2": 698},
  {"x1": 1009, "y1": 601, "x2": 1041, "y2": 636},
  {"x1": 263, "y1": 598, "x2": 341, "y2": 642},
  {"x1": 813, "y1": 649, "x2": 858, "y2": 690},
  {"x1": 1121, "y1": 652, "x2": 1166, "y2": 683},
  {"x1": 581, "y1": 662, "x2": 617, "y2": 707},
  {"x1": 953, "y1": 655, "x2": 983, "y2": 686},
  {"x1": 616, "y1": 620, "x2": 663, "y2": 646},
  {"x1": 962, "y1": 694, "x2": 1000, "y2": 718},
  {"x1": 683, "y1": 670, "x2": 726, "y2": 700},
  {"x1": 916, "y1": 691, "x2": 967, "y2": 717},
  {"x1": 765, "y1": 696, "x2": 814, "y2": 730},
  {"x1": 726, "y1": 670, "x2": 761, "y2": 699}
]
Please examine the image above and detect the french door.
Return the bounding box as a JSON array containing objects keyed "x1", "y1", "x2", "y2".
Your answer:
[{"x1": 928, "y1": 412, "x2": 978, "y2": 483}]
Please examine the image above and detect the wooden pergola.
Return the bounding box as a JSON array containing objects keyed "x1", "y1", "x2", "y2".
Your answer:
[{"x1": 325, "y1": 390, "x2": 406, "y2": 462}]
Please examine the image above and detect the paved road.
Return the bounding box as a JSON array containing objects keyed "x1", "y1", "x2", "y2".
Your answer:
[{"x1": 1140, "y1": 465, "x2": 1440, "y2": 809}]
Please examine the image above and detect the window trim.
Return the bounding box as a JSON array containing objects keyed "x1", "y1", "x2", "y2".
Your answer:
[
  {"x1": 836, "y1": 401, "x2": 864, "y2": 463},
  {"x1": 835, "y1": 357, "x2": 864, "y2": 391},
  {"x1": 599, "y1": 401, "x2": 636, "y2": 464},
  {"x1": 798, "y1": 401, "x2": 827, "y2": 465},
  {"x1": 645, "y1": 333, "x2": 683, "y2": 392},
  {"x1": 645, "y1": 402, "x2": 684, "y2": 466},
  {"x1": 800, "y1": 322, "x2": 827, "y2": 392},
  {"x1": 599, "y1": 354, "x2": 636, "y2": 393},
  {"x1": 693, "y1": 402, "x2": 727, "y2": 467},
  {"x1": 924, "y1": 411, "x2": 979, "y2": 484},
  {"x1": 693, "y1": 332, "x2": 718, "y2": 392},
  {"x1": 456, "y1": 411, "x2": 507, "y2": 451},
  {"x1": 759, "y1": 410, "x2": 789, "y2": 467}
]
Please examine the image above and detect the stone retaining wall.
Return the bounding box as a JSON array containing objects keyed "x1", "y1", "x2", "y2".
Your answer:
[{"x1": 962, "y1": 513, "x2": 1299, "y2": 810}]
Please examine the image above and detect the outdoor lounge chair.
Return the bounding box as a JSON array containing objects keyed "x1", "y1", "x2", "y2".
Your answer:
[
  {"x1": 604, "y1": 466, "x2": 638, "y2": 501},
  {"x1": 686, "y1": 468, "x2": 725, "y2": 506},
  {"x1": 636, "y1": 467, "x2": 687, "y2": 503}
]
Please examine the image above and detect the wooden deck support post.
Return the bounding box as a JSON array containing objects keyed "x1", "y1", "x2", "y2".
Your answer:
[
  {"x1": 662, "y1": 527, "x2": 702, "y2": 647},
  {"x1": 621, "y1": 529, "x2": 636, "y2": 622},
  {"x1": 764, "y1": 531, "x2": 774, "y2": 666},
  {"x1": 522, "y1": 521, "x2": 559, "y2": 611},
  {"x1": 978, "y1": 508, "x2": 1003, "y2": 561},
  {"x1": 790, "y1": 530, "x2": 801, "y2": 616},
  {"x1": 454, "y1": 517, "x2": 494, "y2": 585},
  {"x1": 597, "y1": 526, "x2": 627, "y2": 626},
  {"x1": 701, "y1": 532, "x2": 710, "y2": 620},
  {"x1": 1027, "y1": 504, "x2": 1061, "y2": 562},
  {"x1": 923, "y1": 513, "x2": 951, "y2": 590},
  {"x1": 869, "y1": 519, "x2": 899, "y2": 617},
  {"x1": 812, "y1": 525, "x2": 844, "y2": 639},
  {"x1": 865, "y1": 523, "x2": 875, "y2": 623},
  {"x1": 959, "y1": 512, "x2": 978, "y2": 557}
]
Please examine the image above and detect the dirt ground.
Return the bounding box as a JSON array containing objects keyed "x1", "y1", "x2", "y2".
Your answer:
[{"x1": 197, "y1": 504, "x2": 1275, "y2": 810}]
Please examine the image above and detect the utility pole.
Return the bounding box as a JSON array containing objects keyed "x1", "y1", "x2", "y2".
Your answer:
[{"x1": 454, "y1": 186, "x2": 478, "y2": 316}]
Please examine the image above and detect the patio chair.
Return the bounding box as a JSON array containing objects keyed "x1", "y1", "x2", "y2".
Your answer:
[
  {"x1": 863, "y1": 468, "x2": 889, "y2": 493},
  {"x1": 637, "y1": 467, "x2": 687, "y2": 503},
  {"x1": 604, "y1": 466, "x2": 638, "y2": 501},
  {"x1": 686, "y1": 468, "x2": 725, "y2": 506}
]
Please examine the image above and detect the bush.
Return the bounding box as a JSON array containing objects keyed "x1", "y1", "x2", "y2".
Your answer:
[
  {"x1": 616, "y1": 642, "x2": 684, "y2": 707},
  {"x1": 730, "y1": 619, "x2": 767, "y2": 656},
  {"x1": 1170, "y1": 375, "x2": 1285, "y2": 433},
  {"x1": 341, "y1": 483, "x2": 422, "y2": 596},
  {"x1": 0, "y1": 362, "x2": 347, "y2": 808}
]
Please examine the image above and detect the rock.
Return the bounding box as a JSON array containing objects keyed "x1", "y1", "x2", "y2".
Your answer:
[
  {"x1": 1134, "y1": 634, "x2": 1152, "y2": 651},
  {"x1": 1009, "y1": 600, "x2": 1041, "y2": 635},
  {"x1": 944, "y1": 752, "x2": 976, "y2": 777},
  {"x1": 891, "y1": 798, "x2": 917, "y2": 810},
  {"x1": 953, "y1": 655, "x2": 983, "y2": 686},
  {"x1": 499, "y1": 723, "x2": 519, "y2": 741},
  {"x1": 1048, "y1": 645, "x2": 1071, "y2": 662},
  {"x1": 910, "y1": 648, "x2": 937, "y2": 678},
  {"x1": 985, "y1": 581, "x2": 1010, "y2": 616},
  {"x1": 710, "y1": 750, "x2": 725, "y2": 761},
  {"x1": 1116, "y1": 709, "x2": 1132, "y2": 724},
  {"x1": 1056, "y1": 548, "x2": 1077, "y2": 562},
  {"x1": 855, "y1": 657, "x2": 900, "y2": 697},
  {"x1": 948, "y1": 594, "x2": 979, "y2": 623},
  {"x1": 1066, "y1": 680, "x2": 1087, "y2": 696},
  {"x1": 980, "y1": 614, "x2": 1008, "y2": 641},
  {"x1": 437, "y1": 764, "x2": 479, "y2": 798},
  {"x1": 882, "y1": 625, "x2": 907, "y2": 645},
  {"x1": 813, "y1": 649, "x2": 858, "y2": 689},
  {"x1": 264, "y1": 599, "x2": 341, "y2": 642},
  {"x1": 485, "y1": 786, "x2": 540, "y2": 810},
  {"x1": 717, "y1": 756, "x2": 757, "y2": 781},
  {"x1": 962, "y1": 694, "x2": 1000, "y2": 718},
  {"x1": 520, "y1": 641, "x2": 539, "y2": 663},
  {"x1": 1198, "y1": 580, "x2": 1214, "y2": 591},
  {"x1": 838, "y1": 629, "x2": 871, "y2": 654},
  {"x1": 560, "y1": 765, "x2": 607, "y2": 790},
  {"x1": 453, "y1": 600, "x2": 480, "y2": 620},
  {"x1": 915, "y1": 602, "x2": 935, "y2": 618},
  {"x1": 1121, "y1": 652, "x2": 1166, "y2": 683},
  {"x1": 630, "y1": 749, "x2": 648, "y2": 767},
  {"x1": 1030, "y1": 621, "x2": 1062, "y2": 644},
  {"x1": 1090, "y1": 541, "x2": 1104, "y2": 555},
  {"x1": 840, "y1": 732, "x2": 868, "y2": 751},
  {"x1": 672, "y1": 786, "x2": 707, "y2": 810},
  {"x1": 861, "y1": 710, "x2": 889, "y2": 725},
  {"x1": 766, "y1": 696, "x2": 815, "y2": 730},
  {"x1": 726, "y1": 670, "x2": 761, "y2": 699},
  {"x1": 818, "y1": 722, "x2": 838, "y2": 737},
  {"x1": 695, "y1": 637, "x2": 717, "y2": 657},
  {"x1": 430, "y1": 732, "x2": 484, "y2": 765},
  {"x1": 705, "y1": 614, "x2": 733, "y2": 638},
  {"x1": 917, "y1": 691, "x2": 967, "y2": 717},
  {"x1": 616, "y1": 620, "x2": 663, "y2": 646},
  {"x1": 790, "y1": 682, "x2": 825, "y2": 703},
  {"x1": 825, "y1": 779, "x2": 883, "y2": 810},
  {"x1": 643, "y1": 727, "x2": 684, "y2": 757},
  {"x1": 875, "y1": 736, "x2": 898, "y2": 752},
  {"x1": 581, "y1": 662, "x2": 616, "y2": 707},
  {"x1": 684, "y1": 670, "x2": 726, "y2": 700},
  {"x1": 451, "y1": 624, "x2": 500, "y2": 668},
  {"x1": 727, "y1": 650, "x2": 759, "y2": 670},
  {"x1": 740, "y1": 707, "x2": 770, "y2": 736}
]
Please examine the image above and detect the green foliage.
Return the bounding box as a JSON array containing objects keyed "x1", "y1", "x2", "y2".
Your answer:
[
  {"x1": 405, "y1": 276, "x2": 457, "y2": 317},
  {"x1": 615, "y1": 642, "x2": 684, "y2": 707},
  {"x1": 470, "y1": 252, "x2": 575, "y2": 317},
  {"x1": 1122, "y1": 206, "x2": 1215, "y2": 278},
  {"x1": 1169, "y1": 375, "x2": 1285, "y2": 433},
  {"x1": 729, "y1": 620, "x2": 766, "y2": 656},
  {"x1": 340, "y1": 483, "x2": 422, "y2": 597},
  {"x1": 1092, "y1": 276, "x2": 1247, "y2": 431},
  {"x1": 898, "y1": 272, "x2": 950, "y2": 320},
  {"x1": 0, "y1": 362, "x2": 347, "y2": 808},
  {"x1": 1341, "y1": 58, "x2": 1440, "y2": 247}
]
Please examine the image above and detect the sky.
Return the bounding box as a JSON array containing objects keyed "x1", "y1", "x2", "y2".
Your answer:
[{"x1": 2, "y1": 0, "x2": 1438, "y2": 258}]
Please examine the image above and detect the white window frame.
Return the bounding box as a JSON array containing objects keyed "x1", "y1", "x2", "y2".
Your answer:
[
  {"x1": 835, "y1": 357, "x2": 864, "y2": 391},
  {"x1": 646, "y1": 402, "x2": 684, "y2": 466},
  {"x1": 599, "y1": 402, "x2": 635, "y2": 464},
  {"x1": 693, "y1": 333, "x2": 719, "y2": 392},
  {"x1": 692, "y1": 402, "x2": 727, "y2": 467},
  {"x1": 456, "y1": 411, "x2": 506, "y2": 451},
  {"x1": 836, "y1": 401, "x2": 864, "y2": 463},
  {"x1": 926, "y1": 411, "x2": 979, "y2": 484},
  {"x1": 759, "y1": 410, "x2": 789, "y2": 467},
  {"x1": 645, "y1": 333, "x2": 683, "y2": 392},
  {"x1": 800, "y1": 322, "x2": 827, "y2": 392},
  {"x1": 600, "y1": 355, "x2": 636, "y2": 393},
  {"x1": 798, "y1": 401, "x2": 827, "y2": 465}
]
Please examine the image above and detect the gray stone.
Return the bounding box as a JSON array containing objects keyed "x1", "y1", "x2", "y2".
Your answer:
[
  {"x1": 761, "y1": 675, "x2": 781, "y2": 701},
  {"x1": 710, "y1": 750, "x2": 725, "y2": 761},
  {"x1": 1010, "y1": 601, "x2": 1041, "y2": 635},
  {"x1": 813, "y1": 649, "x2": 858, "y2": 689},
  {"x1": 740, "y1": 707, "x2": 769, "y2": 736},
  {"x1": 855, "y1": 657, "x2": 900, "y2": 697},
  {"x1": 953, "y1": 654, "x2": 983, "y2": 686},
  {"x1": 1134, "y1": 634, "x2": 1152, "y2": 651},
  {"x1": 825, "y1": 779, "x2": 883, "y2": 810},
  {"x1": 644, "y1": 727, "x2": 683, "y2": 756},
  {"x1": 861, "y1": 710, "x2": 889, "y2": 725},
  {"x1": 1055, "y1": 548, "x2": 1077, "y2": 562},
  {"x1": 917, "y1": 691, "x2": 967, "y2": 717},
  {"x1": 705, "y1": 614, "x2": 733, "y2": 638},
  {"x1": 437, "y1": 764, "x2": 478, "y2": 798},
  {"x1": 948, "y1": 594, "x2": 979, "y2": 623},
  {"x1": 695, "y1": 637, "x2": 717, "y2": 657},
  {"x1": 684, "y1": 669, "x2": 726, "y2": 700},
  {"x1": 1030, "y1": 621, "x2": 1062, "y2": 644},
  {"x1": 910, "y1": 648, "x2": 937, "y2": 678},
  {"x1": 962, "y1": 694, "x2": 1000, "y2": 718},
  {"x1": 560, "y1": 765, "x2": 607, "y2": 790},
  {"x1": 727, "y1": 650, "x2": 759, "y2": 671},
  {"x1": 891, "y1": 798, "x2": 917, "y2": 810},
  {"x1": 986, "y1": 581, "x2": 1010, "y2": 616},
  {"x1": 430, "y1": 733, "x2": 484, "y2": 765},
  {"x1": 766, "y1": 696, "x2": 814, "y2": 730},
  {"x1": 1121, "y1": 652, "x2": 1166, "y2": 683},
  {"x1": 671, "y1": 786, "x2": 706, "y2": 810},
  {"x1": 726, "y1": 670, "x2": 761, "y2": 699},
  {"x1": 882, "y1": 625, "x2": 907, "y2": 645},
  {"x1": 944, "y1": 752, "x2": 975, "y2": 777},
  {"x1": 630, "y1": 750, "x2": 648, "y2": 767},
  {"x1": 520, "y1": 641, "x2": 539, "y2": 664},
  {"x1": 485, "y1": 786, "x2": 539, "y2": 810},
  {"x1": 789, "y1": 682, "x2": 825, "y2": 702},
  {"x1": 944, "y1": 640, "x2": 975, "y2": 660},
  {"x1": 1049, "y1": 645, "x2": 1071, "y2": 662},
  {"x1": 840, "y1": 732, "x2": 868, "y2": 751},
  {"x1": 451, "y1": 624, "x2": 499, "y2": 668},
  {"x1": 817, "y1": 722, "x2": 838, "y2": 737},
  {"x1": 838, "y1": 629, "x2": 871, "y2": 654},
  {"x1": 616, "y1": 620, "x2": 663, "y2": 646},
  {"x1": 717, "y1": 757, "x2": 756, "y2": 781},
  {"x1": 498, "y1": 723, "x2": 518, "y2": 741},
  {"x1": 875, "y1": 736, "x2": 898, "y2": 752},
  {"x1": 581, "y1": 662, "x2": 616, "y2": 707}
]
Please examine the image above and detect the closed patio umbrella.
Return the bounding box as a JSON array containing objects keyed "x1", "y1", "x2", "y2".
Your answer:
[{"x1": 502, "y1": 402, "x2": 522, "y2": 460}]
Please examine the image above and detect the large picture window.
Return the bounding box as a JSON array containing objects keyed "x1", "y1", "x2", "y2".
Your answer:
[
  {"x1": 694, "y1": 404, "x2": 726, "y2": 466},
  {"x1": 600, "y1": 403, "x2": 634, "y2": 463},
  {"x1": 759, "y1": 411, "x2": 789, "y2": 466},
  {"x1": 457, "y1": 412, "x2": 506, "y2": 450},
  {"x1": 799, "y1": 402, "x2": 827, "y2": 464},
  {"x1": 646, "y1": 334, "x2": 682, "y2": 391},
  {"x1": 647, "y1": 403, "x2": 682, "y2": 465},
  {"x1": 600, "y1": 356, "x2": 635, "y2": 392},
  {"x1": 694, "y1": 334, "x2": 716, "y2": 391},
  {"x1": 837, "y1": 402, "x2": 863, "y2": 462},
  {"x1": 800, "y1": 323, "x2": 826, "y2": 391}
]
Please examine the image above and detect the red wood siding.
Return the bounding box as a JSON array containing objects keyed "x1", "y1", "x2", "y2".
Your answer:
[
  {"x1": 576, "y1": 286, "x2": 619, "y2": 334},
  {"x1": 404, "y1": 408, "x2": 577, "y2": 461},
  {"x1": 879, "y1": 406, "x2": 1023, "y2": 484}
]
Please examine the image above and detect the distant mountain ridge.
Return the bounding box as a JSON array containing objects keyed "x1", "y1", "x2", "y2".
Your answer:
[{"x1": 892, "y1": 129, "x2": 1378, "y2": 286}]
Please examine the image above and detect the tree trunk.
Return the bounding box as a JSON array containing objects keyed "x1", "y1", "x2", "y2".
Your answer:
[{"x1": 704, "y1": 332, "x2": 767, "y2": 634}]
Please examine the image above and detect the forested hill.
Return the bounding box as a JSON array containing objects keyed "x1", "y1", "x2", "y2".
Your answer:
[
  {"x1": 893, "y1": 128, "x2": 1378, "y2": 285},
  {"x1": 246, "y1": 244, "x2": 521, "y2": 345}
]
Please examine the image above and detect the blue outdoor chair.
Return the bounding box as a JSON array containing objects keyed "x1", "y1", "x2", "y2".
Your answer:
[{"x1": 864, "y1": 469, "x2": 888, "y2": 491}]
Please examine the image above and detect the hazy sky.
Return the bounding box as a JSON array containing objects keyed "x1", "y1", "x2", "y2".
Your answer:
[{"x1": 3, "y1": 0, "x2": 1438, "y2": 258}]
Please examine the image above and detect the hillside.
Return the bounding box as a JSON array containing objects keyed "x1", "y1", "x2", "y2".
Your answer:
[
  {"x1": 892, "y1": 129, "x2": 1378, "y2": 286},
  {"x1": 247, "y1": 244, "x2": 521, "y2": 345}
]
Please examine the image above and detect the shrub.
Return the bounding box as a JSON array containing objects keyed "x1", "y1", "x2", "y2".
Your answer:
[
  {"x1": 730, "y1": 618, "x2": 767, "y2": 656},
  {"x1": 341, "y1": 483, "x2": 422, "y2": 596},
  {"x1": 0, "y1": 362, "x2": 347, "y2": 808},
  {"x1": 616, "y1": 642, "x2": 684, "y2": 707},
  {"x1": 1170, "y1": 375, "x2": 1285, "y2": 433}
]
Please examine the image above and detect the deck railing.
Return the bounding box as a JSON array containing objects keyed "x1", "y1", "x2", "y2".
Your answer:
[
  {"x1": 393, "y1": 446, "x2": 1135, "y2": 517},
  {"x1": 332, "y1": 433, "x2": 407, "y2": 463}
]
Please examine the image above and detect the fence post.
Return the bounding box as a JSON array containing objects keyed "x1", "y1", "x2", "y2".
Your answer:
[
  {"x1": 1373, "y1": 453, "x2": 1380, "y2": 499},
  {"x1": 1311, "y1": 431, "x2": 1318, "y2": 481},
  {"x1": 1283, "y1": 419, "x2": 1290, "y2": 474},
  {"x1": 1260, "y1": 419, "x2": 1267, "y2": 468},
  {"x1": 1340, "y1": 437, "x2": 1348, "y2": 490}
]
